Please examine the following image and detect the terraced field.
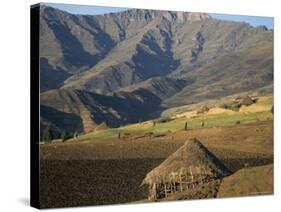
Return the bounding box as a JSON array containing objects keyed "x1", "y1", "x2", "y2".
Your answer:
[
  {"x1": 60, "y1": 96, "x2": 273, "y2": 141},
  {"x1": 39, "y1": 95, "x2": 273, "y2": 208}
]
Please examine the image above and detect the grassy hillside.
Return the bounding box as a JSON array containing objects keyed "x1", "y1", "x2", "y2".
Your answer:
[{"x1": 69, "y1": 95, "x2": 273, "y2": 142}]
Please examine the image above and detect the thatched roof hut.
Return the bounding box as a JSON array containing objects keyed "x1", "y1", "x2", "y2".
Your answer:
[
  {"x1": 142, "y1": 138, "x2": 231, "y2": 200},
  {"x1": 198, "y1": 105, "x2": 210, "y2": 114},
  {"x1": 240, "y1": 96, "x2": 254, "y2": 106}
]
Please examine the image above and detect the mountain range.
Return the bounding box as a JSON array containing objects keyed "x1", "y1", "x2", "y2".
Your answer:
[{"x1": 39, "y1": 6, "x2": 273, "y2": 138}]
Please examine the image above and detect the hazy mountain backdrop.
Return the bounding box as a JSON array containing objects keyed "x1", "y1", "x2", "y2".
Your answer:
[{"x1": 39, "y1": 6, "x2": 273, "y2": 137}]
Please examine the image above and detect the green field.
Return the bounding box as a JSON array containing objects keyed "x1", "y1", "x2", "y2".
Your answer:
[
  {"x1": 74, "y1": 110, "x2": 272, "y2": 142},
  {"x1": 58, "y1": 95, "x2": 273, "y2": 142}
]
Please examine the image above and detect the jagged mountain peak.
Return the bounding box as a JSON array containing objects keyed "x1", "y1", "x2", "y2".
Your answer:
[
  {"x1": 40, "y1": 5, "x2": 71, "y2": 18},
  {"x1": 166, "y1": 10, "x2": 211, "y2": 22},
  {"x1": 112, "y1": 8, "x2": 211, "y2": 23}
]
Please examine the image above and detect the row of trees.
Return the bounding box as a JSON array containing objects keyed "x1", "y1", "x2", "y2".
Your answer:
[{"x1": 42, "y1": 125, "x2": 78, "y2": 143}]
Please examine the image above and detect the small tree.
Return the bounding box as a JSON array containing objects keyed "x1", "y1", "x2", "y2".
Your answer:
[
  {"x1": 201, "y1": 121, "x2": 205, "y2": 128},
  {"x1": 61, "y1": 131, "x2": 67, "y2": 142},
  {"x1": 74, "y1": 131, "x2": 78, "y2": 139},
  {"x1": 62, "y1": 131, "x2": 75, "y2": 142},
  {"x1": 43, "y1": 125, "x2": 53, "y2": 143}
]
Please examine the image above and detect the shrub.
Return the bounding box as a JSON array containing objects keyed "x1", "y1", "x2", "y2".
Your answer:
[
  {"x1": 157, "y1": 117, "x2": 172, "y2": 123},
  {"x1": 61, "y1": 131, "x2": 72, "y2": 142},
  {"x1": 184, "y1": 122, "x2": 188, "y2": 131},
  {"x1": 123, "y1": 133, "x2": 131, "y2": 136},
  {"x1": 230, "y1": 103, "x2": 241, "y2": 111},
  {"x1": 221, "y1": 104, "x2": 228, "y2": 109},
  {"x1": 220, "y1": 102, "x2": 241, "y2": 111},
  {"x1": 43, "y1": 126, "x2": 53, "y2": 143}
]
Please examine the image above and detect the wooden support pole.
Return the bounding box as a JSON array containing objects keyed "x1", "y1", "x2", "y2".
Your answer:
[
  {"x1": 164, "y1": 183, "x2": 167, "y2": 197},
  {"x1": 179, "y1": 175, "x2": 183, "y2": 192},
  {"x1": 153, "y1": 183, "x2": 157, "y2": 201},
  {"x1": 189, "y1": 166, "x2": 194, "y2": 187}
]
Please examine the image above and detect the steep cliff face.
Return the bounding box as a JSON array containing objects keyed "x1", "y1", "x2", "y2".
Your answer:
[{"x1": 39, "y1": 5, "x2": 273, "y2": 136}]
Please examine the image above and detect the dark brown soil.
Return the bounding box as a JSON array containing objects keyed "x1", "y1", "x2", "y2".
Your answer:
[
  {"x1": 39, "y1": 158, "x2": 163, "y2": 208},
  {"x1": 39, "y1": 121, "x2": 273, "y2": 208},
  {"x1": 39, "y1": 155, "x2": 272, "y2": 208}
]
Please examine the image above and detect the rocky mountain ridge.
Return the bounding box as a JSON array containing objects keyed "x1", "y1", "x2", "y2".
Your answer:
[{"x1": 39, "y1": 5, "x2": 273, "y2": 137}]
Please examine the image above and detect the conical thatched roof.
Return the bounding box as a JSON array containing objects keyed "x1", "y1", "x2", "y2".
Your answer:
[
  {"x1": 142, "y1": 138, "x2": 231, "y2": 185},
  {"x1": 198, "y1": 105, "x2": 210, "y2": 113},
  {"x1": 241, "y1": 96, "x2": 254, "y2": 106}
]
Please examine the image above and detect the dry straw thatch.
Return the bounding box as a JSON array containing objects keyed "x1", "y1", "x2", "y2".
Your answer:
[{"x1": 142, "y1": 138, "x2": 231, "y2": 200}]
